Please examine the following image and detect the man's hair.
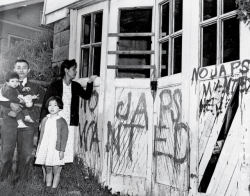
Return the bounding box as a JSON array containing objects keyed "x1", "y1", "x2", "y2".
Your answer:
[
  {"x1": 5, "y1": 71, "x2": 19, "y2": 82},
  {"x1": 45, "y1": 96, "x2": 64, "y2": 110},
  {"x1": 15, "y1": 59, "x2": 29, "y2": 69}
]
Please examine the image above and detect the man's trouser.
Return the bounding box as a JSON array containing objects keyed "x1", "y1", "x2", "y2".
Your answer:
[{"x1": 0, "y1": 123, "x2": 34, "y2": 181}]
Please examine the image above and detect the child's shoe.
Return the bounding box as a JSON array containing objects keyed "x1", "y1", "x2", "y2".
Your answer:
[
  {"x1": 50, "y1": 187, "x2": 57, "y2": 194},
  {"x1": 45, "y1": 186, "x2": 52, "y2": 192},
  {"x1": 17, "y1": 121, "x2": 28, "y2": 128},
  {"x1": 24, "y1": 116, "x2": 35, "y2": 123}
]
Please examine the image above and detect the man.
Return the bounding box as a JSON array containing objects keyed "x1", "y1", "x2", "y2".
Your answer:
[{"x1": 0, "y1": 59, "x2": 39, "y2": 181}]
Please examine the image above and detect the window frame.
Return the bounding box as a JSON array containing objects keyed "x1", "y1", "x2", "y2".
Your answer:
[
  {"x1": 110, "y1": 7, "x2": 154, "y2": 79},
  {"x1": 199, "y1": 0, "x2": 238, "y2": 67},
  {"x1": 80, "y1": 10, "x2": 103, "y2": 78},
  {"x1": 158, "y1": 0, "x2": 183, "y2": 77},
  {"x1": 8, "y1": 34, "x2": 30, "y2": 49}
]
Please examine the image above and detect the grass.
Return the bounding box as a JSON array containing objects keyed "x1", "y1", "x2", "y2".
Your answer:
[{"x1": 0, "y1": 156, "x2": 129, "y2": 196}]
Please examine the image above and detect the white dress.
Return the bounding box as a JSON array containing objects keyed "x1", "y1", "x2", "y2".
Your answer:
[
  {"x1": 58, "y1": 82, "x2": 75, "y2": 163},
  {"x1": 35, "y1": 115, "x2": 65, "y2": 166}
]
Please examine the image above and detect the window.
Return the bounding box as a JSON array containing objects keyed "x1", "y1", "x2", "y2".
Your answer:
[
  {"x1": 79, "y1": 11, "x2": 103, "y2": 77},
  {"x1": 8, "y1": 35, "x2": 30, "y2": 48},
  {"x1": 159, "y1": 0, "x2": 183, "y2": 77},
  {"x1": 116, "y1": 8, "x2": 153, "y2": 78},
  {"x1": 201, "y1": 0, "x2": 239, "y2": 67}
]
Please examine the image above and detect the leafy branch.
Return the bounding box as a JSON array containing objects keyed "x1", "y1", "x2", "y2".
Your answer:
[{"x1": 236, "y1": 0, "x2": 250, "y2": 23}]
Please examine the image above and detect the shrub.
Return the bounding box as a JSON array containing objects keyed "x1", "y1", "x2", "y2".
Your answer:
[{"x1": 0, "y1": 30, "x2": 55, "y2": 84}]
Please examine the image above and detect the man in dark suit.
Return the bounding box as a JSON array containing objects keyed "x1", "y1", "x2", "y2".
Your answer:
[{"x1": 0, "y1": 59, "x2": 39, "y2": 181}]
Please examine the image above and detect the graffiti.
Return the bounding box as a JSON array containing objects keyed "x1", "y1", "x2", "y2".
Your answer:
[
  {"x1": 191, "y1": 60, "x2": 250, "y2": 82},
  {"x1": 106, "y1": 92, "x2": 148, "y2": 162},
  {"x1": 79, "y1": 90, "x2": 100, "y2": 156},
  {"x1": 199, "y1": 77, "x2": 238, "y2": 117},
  {"x1": 155, "y1": 88, "x2": 190, "y2": 165}
]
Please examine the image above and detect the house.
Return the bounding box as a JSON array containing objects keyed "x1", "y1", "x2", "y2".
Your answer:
[
  {"x1": 0, "y1": 0, "x2": 45, "y2": 53},
  {"x1": 42, "y1": 0, "x2": 250, "y2": 195}
]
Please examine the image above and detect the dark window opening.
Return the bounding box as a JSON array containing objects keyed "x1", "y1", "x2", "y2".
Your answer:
[
  {"x1": 80, "y1": 12, "x2": 103, "y2": 78},
  {"x1": 120, "y1": 9, "x2": 152, "y2": 33},
  {"x1": 174, "y1": 0, "x2": 183, "y2": 32},
  {"x1": 118, "y1": 9, "x2": 152, "y2": 78},
  {"x1": 161, "y1": 42, "x2": 169, "y2": 77},
  {"x1": 198, "y1": 84, "x2": 239, "y2": 193},
  {"x1": 223, "y1": 0, "x2": 236, "y2": 14},
  {"x1": 223, "y1": 17, "x2": 239, "y2": 63},
  {"x1": 83, "y1": 15, "x2": 91, "y2": 45},
  {"x1": 161, "y1": 3, "x2": 169, "y2": 38},
  {"x1": 94, "y1": 12, "x2": 103, "y2": 43},
  {"x1": 173, "y1": 36, "x2": 182, "y2": 74},
  {"x1": 93, "y1": 46, "x2": 101, "y2": 76},
  {"x1": 118, "y1": 54, "x2": 150, "y2": 78},
  {"x1": 203, "y1": 24, "x2": 217, "y2": 67},
  {"x1": 203, "y1": 0, "x2": 217, "y2": 20}
]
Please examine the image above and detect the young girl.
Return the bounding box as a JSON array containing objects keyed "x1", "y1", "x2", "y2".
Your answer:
[{"x1": 35, "y1": 96, "x2": 68, "y2": 193}]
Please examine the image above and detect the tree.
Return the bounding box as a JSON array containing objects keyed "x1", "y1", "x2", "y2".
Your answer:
[{"x1": 0, "y1": 30, "x2": 54, "y2": 84}]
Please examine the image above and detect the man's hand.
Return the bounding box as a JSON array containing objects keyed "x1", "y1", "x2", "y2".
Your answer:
[
  {"x1": 59, "y1": 151, "x2": 64, "y2": 160},
  {"x1": 88, "y1": 75, "x2": 97, "y2": 83},
  {"x1": 22, "y1": 87, "x2": 31, "y2": 92}
]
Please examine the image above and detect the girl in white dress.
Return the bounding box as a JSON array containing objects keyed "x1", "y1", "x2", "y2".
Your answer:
[{"x1": 35, "y1": 96, "x2": 68, "y2": 193}]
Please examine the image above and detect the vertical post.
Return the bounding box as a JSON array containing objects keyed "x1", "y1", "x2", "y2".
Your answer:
[
  {"x1": 186, "y1": 1, "x2": 200, "y2": 195},
  {"x1": 238, "y1": 21, "x2": 250, "y2": 196}
]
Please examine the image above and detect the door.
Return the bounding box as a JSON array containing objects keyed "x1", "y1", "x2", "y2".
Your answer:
[
  {"x1": 153, "y1": 0, "x2": 189, "y2": 195},
  {"x1": 105, "y1": 0, "x2": 155, "y2": 195},
  {"x1": 197, "y1": 67, "x2": 240, "y2": 196}
]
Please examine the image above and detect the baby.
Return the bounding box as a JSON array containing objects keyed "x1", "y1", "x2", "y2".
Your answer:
[{"x1": 1, "y1": 71, "x2": 38, "y2": 128}]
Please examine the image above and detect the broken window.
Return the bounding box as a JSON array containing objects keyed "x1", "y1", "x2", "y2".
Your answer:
[
  {"x1": 80, "y1": 12, "x2": 103, "y2": 77},
  {"x1": 201, "y1": 0, "x2": 239, "y2": 67},
  {"x1": 159, "y1": 0, "x2": 183, "y2": 77}
]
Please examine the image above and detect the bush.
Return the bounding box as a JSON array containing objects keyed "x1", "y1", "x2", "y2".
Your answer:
[{"x1": 0, "y1": 30, "x2": 55, "y2": 83}]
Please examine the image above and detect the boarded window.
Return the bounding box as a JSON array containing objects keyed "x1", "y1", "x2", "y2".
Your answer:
[{"x1": 117, "y1": 9, "x2": 152, "y2": 78}]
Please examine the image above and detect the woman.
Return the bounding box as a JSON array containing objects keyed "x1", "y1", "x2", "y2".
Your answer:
[{"x1": 40, "y1": 59, "x2": 96, "y2": 164}]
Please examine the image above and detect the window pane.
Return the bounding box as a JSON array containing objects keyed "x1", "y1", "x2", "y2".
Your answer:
[
  {"x1": 9, "y1": 37, "x2": 24, "y2": 48},
  {"x1": 203, "y1": 0, "x2": 217, "y2": 20},
  {"x1": 118, "y1": 37, "x2": 151, "y2": 78},
  {"x1": 80, "y1": 48, "x2": 90, "y2": 77},
  {"x1": 161, "y1": 42, "x2": 168, "y2": 77},
  {"x1": 119, "y1": 37, "x2": 151, "y2": 51},
  {"x1": 203, "y1": 24, "x2": 217, "y2": 67},
  {"x1": 118, "y1": 55, "x2": 150, "y2": 78},
  {"x1": 120, "y1": 9, "x2": 152, "y2": 33},
  {"x1": 223, "y1": 0, "x2": 236, "y2": 14},
  {"x1": 161, "y1": 3, "x2": 169, "y2": 37},
  {"x1": 223, "y1": 17, "x2": 239, "y2": 63},
  {"x1": 83, "y1": 15, "x2": 91, "y2": 45},
  {"x1": 174, "y1": 0, "x2": 183, "y2": 32},
  {"x1": 94, "y1": 12, "x2": 103, "y2": 43},
  {"x1": 173, "y1": 36, "x2": 182, "y2": 74},
  {"x1": 93, "y1": 46, "x2": 101, "y2": 76}
]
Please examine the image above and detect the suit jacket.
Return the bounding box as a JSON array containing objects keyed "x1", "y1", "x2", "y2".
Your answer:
[{"x1": 40, "y1": 79, "x2": 93, "y2": 126}]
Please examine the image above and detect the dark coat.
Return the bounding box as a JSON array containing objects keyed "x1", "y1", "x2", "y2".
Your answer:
[{"x1": 40, "y1": 79, "x2": 93, "y2": 126}]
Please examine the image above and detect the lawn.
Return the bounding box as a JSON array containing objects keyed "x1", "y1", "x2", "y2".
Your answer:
[{"x1": 0, "y1": 156, "x2": 127, "y2": 196}]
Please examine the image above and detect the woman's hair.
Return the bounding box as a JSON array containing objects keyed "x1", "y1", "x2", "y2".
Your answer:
[
  {"x1": 60, "y1": 59, "x2": 77, "y2": 78},
  {"x1": 45, "y1": 96, "x2": 64, "y2": 110}
]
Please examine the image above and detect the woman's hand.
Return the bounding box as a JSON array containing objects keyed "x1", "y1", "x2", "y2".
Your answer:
[
  {"x1": 59, "y1": 151, "x2": 64, "y2": 160},
  {"x1": 88, "y1": 75, "x2": 97, "y2": 83}
]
